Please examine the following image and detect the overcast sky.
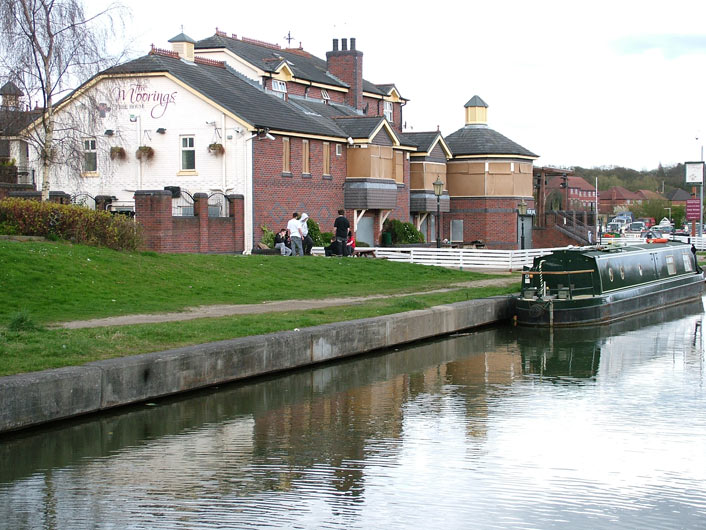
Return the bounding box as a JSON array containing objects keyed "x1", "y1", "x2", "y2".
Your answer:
[{"x1": 98, "y1": 0, "x2": 706, "y2": 172}]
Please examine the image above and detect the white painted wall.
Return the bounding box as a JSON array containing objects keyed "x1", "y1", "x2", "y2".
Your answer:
[{"x1": 27, "y1": 74, "x2": 255, "y2": 251}]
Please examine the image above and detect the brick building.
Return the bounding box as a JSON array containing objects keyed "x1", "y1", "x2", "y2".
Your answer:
[
  {"x1": 10, "y1": 31, "x2": 538, "y2": 252},
  {"x1": 444, "y1": 97, "x2": 538, "y2": 248}
]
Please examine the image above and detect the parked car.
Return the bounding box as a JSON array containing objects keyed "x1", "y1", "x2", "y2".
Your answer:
[
  {"x1": 627, "y1": 221, "x2": 646, "y2": 234},
  {"x1": 638, "y1": 217, "x2": 655, "y2": 228},
  {"x1": 606, "y1": 222, "x2": 624, "y2": 234}
]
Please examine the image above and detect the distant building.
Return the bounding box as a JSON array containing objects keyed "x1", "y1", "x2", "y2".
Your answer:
[
  {"x1": 636, "y1": 189, "x2": 665, "y2": 201},
  {"x1": 665, "y1": 188, "x2": 691, "y2": 206},
  {"x1": 545, "y1": 175, "x2": 597, "y2": 212},
  {"x1": 600, "y1": 186, "x2": 642, "y2": 215}
]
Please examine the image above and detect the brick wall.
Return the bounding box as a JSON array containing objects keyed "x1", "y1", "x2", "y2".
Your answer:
[
  {"x1": 531, "y1": 226, "x2": 577, "y2": 248},
  {"x1": 135, "y1": 190, "x2": 244, "y2": 253},
  {"x1": 447, "y1": 197, "x2": 536, "y2": 249},
  {"x1": 252, "y1": 135, "x2": 347, "y2": 243}
]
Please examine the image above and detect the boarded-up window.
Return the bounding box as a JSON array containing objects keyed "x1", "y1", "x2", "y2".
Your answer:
[
  {"x1": 323, "y1": 142, "x2": 330, "y2": 175},
  {"x1": 302, "y1": 139, "x2": 310, "y2": 174},
  {"x1": 394, "y1": 151, "x2": 404, "y2": 183},
  {"x1": 451, "y1": 219, "x2": 464, "y2": 242},
  {"x1": 283, "y1": 137, "x2": 290, "y2": 173}
]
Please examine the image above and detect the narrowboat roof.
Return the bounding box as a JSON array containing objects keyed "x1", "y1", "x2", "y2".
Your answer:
[{"x1": 547, "y1": 242, "x2": 690, "y2": 261}]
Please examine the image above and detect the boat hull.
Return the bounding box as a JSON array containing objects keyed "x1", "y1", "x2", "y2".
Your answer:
[{"x1": 516, "y1": 273, "x2": 705, "y2": 327}]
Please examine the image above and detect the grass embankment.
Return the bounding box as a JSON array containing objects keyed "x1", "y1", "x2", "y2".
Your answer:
[{"x1": 0, "y1": 240, "x2": 519, "y2": 376}]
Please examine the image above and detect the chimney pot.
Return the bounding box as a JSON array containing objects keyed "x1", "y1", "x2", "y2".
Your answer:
[
  {"x1": 342, "y1": 38, "x2": 348, "y2": 51},
  {"x1": 332, "y1": 38, "x2": 338, "y2": 51},
  {"x1": 350, "y1": 38, "x2": 356, "y2": 50}
]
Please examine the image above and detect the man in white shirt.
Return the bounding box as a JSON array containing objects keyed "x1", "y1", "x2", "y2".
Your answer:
[{"x1": 287, "y1": 212, "x2": 304, "y2": 256}]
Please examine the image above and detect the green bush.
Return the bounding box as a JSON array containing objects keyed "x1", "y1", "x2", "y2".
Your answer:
[
  {"x1": 0, "y1": 198, "x2": 143, "y2": 251},
  {"x1": 382, "y1": 218, "x2": 425, "y2": 244},
  {"x1": 260, "y1": 225, "x2": 275, "y2": 248},
  {"x1": 306, "y1": 218, "x2": 327, "y2": 246},
  {"x1": 7, "y1": 311, "x2": 40, "y2": 332}
]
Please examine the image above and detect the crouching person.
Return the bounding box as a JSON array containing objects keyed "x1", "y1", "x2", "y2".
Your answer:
[{"x1": 275, "y1": 228, "x2": 292, "y2": 256}]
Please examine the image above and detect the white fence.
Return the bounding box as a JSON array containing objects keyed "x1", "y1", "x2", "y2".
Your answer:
[{"x1": 312, "y1": 236, "x2": 705, "y2": 272}]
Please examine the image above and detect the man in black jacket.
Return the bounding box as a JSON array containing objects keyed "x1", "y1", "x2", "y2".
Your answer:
[{"x1": 333, "y1": 209, "x2": 350, "y2": 256}]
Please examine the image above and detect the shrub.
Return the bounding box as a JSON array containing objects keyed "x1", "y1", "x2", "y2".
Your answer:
[
  {"x1": 260, "y1": 225, "x2": 275, "y2": 248},
  {"x1": 306, "y1": 218, "x2": 327, "y2": 246},
  {"x1": 0, "y1": 198, "x2": 143, "y2": 251},
  {"x1": 383, "y1": 218, "x2": 424, "y2": 244},
  {"x1": 7, "y1": 311, "x2": 40, "y2": 332}
]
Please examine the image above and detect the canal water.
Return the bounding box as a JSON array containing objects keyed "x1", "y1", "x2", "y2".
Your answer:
[{"x1": 2, "y1": 300, "x2": 706, "y2": 529}]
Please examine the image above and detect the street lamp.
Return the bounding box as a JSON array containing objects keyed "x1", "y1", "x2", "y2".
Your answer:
[
  {"x1": 665, "y1": 206, "x2": 672, "y2": 224},
  {"x1": 433, "y1": 177, "x2": 444, "y2": 248},
  {"x1": 518, "y1": 199, "x2": 527, "y2": 250}
]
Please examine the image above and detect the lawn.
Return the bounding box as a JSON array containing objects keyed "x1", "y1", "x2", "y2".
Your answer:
[
  {"x1": 0, "y1": 240, "x2": 504, "y2": 325},
  {"x1": 0, "y1": 239, "x2": 519, "y2": 376}
]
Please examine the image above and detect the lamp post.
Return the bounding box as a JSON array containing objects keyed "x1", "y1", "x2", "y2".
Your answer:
[
  {"x1": 433, "y1": 177, "x2": 444, "y2": 248},
  {"x1": 518, "y1": 199, "x2": 527, "y2": 250}
]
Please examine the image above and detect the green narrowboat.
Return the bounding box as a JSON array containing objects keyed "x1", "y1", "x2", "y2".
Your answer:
[{"x1": 516, "y1": 241, "x2": 705, "y2": 326}]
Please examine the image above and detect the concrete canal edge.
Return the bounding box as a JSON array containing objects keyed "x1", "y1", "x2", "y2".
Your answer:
[{"x1": 0, "y1": 296, "x2": 516, "y2": 434}]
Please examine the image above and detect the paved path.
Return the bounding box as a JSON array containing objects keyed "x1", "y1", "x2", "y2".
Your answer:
[{"x1": 55, "y1": 276, "x2": 520, "y2": 330}]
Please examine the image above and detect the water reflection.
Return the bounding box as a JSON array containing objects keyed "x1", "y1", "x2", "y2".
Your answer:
[{"x1": 1, "y1": 299, "x2": 705, "y2": 529}]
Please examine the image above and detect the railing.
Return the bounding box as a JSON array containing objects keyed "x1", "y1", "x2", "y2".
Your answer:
[
  {"x1": 311, "y1": 236, "x2": 706, "y2": 271},
  {"x1": 599, "y1": 235, "x2": 705, "y2": 248},
  {"x1": 312, "y1": 246, "x2": 567, "y2": 271}
]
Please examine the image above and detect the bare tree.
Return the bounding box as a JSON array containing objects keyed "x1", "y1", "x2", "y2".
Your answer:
[{"x1": 0, "y1": 0, "x2": 126, "y2": 200}]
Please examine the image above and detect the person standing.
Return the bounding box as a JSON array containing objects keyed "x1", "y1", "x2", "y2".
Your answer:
[
  {"x1": 287, "y1": 212, "x2": 304, "y2": 256},
  {"x1": 333, "y1": 209, "x2": 350, "y2": 256},
  {"x1": 300, "y1": 212, "x2": 314, "y2": 255}
]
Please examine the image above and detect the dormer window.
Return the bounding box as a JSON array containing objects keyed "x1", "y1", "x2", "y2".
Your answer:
[
  {"x1": 321, "y1": 89, "x2": 330, "y2": 101},
  {"x1": 384, "y1": 101, "x2": 393, "y2": 122},
  {"x1": 272, "y1": 80, "x2": 287, "y2": 99}
]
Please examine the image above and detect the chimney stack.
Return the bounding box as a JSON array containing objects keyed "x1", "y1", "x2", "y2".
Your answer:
[{"x1": 326, "y1": 37, "x2": 363, "y2": 111}]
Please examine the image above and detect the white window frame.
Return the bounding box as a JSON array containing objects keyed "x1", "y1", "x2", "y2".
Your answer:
[
  {"x1": 335, "y1": 144, "x2": 342, "y2": 156},
  {"x1": 82, "y1": 138, "x2": 97, "y2": 175},
  {"x1": 272, "y1": 80, "x2": 287, "y2": 99},
  {"x1": 384, "y1": 101, "x2": 393, "y2": 122},
  {"x1": 180, "y1": 135, "x2": 196, "y2": 171}
]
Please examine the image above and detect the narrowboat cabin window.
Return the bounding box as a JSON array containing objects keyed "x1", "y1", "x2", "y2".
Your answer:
[
  {"x1": 638, "y1": 264, "x2": 643, "y2": 276},
  {"x1": 609, "y1": 267, "x2": 614, "y2": 282},
  {"x1": 683, "y1": 253, "x2": 693, "y2": 272},
  {"x1": 666, "y1": 255, "x2": 676, "y2": 275},
  {"x1": 620, "y1": 266, "x2": 625, "y2": 280}
]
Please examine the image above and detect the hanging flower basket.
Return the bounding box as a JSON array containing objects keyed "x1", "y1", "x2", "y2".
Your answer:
[
  {"x1": 208, "y1": 143, "x2": 225, "y2": 155},
  {"x1": 110, "y1": 146, "x2": 127, "y2": 161},
  {"x1": 135, "y1": 145, "x2": 154, "y2": 161}
]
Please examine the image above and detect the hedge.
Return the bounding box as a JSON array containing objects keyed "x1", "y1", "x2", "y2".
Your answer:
[{"x1": 0, "y1": 198, "x2": 143, "y2": 251}]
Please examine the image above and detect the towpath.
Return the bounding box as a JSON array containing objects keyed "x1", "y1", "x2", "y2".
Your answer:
[{"x1": 55, "y1": 276, "x2": 520, "y2": 330}]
